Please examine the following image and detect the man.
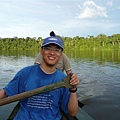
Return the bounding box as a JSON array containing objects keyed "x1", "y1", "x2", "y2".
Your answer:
[
  {"x1": 34, "y1": 31, "x2": 72, "y2": 74},
  {"x1": 0, "y1": 36, "x2": 79, "y2": 120}
]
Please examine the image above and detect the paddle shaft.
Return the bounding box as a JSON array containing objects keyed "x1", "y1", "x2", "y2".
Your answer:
[{"x1": 0, "y1": 81, "x2": 65, "y2": 106}]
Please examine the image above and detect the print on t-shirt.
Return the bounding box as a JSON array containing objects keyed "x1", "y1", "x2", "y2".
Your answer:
[{"x1": 27, "y1": 94, "x2": 53, "y2": 109}]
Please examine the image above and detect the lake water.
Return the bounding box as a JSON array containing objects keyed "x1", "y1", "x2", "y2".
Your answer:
[{"x1": 0, "y1": 49, "x2": 120, "y2": 120}]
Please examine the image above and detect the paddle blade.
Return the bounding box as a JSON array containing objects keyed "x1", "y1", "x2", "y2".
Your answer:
[{"x1": 62, "y1": 74, "x2": 74, "y2": 88}]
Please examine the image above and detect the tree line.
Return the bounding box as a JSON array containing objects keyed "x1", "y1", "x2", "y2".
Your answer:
[{"x1": 0, "y1": 33, "x2": 120, "y2": 50}]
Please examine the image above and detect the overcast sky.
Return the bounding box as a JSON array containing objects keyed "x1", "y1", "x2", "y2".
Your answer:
[{"x1": 0, "y1": 0, "x2": 120, "y2": 38}]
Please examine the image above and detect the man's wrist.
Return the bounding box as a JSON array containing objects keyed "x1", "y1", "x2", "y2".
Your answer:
[{"x1": 69, "y1": 88, "x2": 77, "y2": 93}]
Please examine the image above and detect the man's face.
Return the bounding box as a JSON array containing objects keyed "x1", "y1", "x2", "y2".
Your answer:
[{"x1": 41, "y1": 44, "x2": 62, "y2": 66}]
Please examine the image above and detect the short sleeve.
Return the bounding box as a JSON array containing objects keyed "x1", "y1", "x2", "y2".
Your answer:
[
  {"x1": 62, "y1": 53, "x2": 71, "y2": 72},
  {"x1": 4, "y1": 71, "x2": 22, "y2": 96}
]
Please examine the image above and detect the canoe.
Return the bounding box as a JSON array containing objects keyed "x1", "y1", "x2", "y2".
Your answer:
[
  {"x1": 4, "y1": 101, "x2": 94, "y2": 120},
  {"x1": 0, "y1": 100, "x2": 94, "y2": 120},
  {"x1": 0, "y1": 102, "x2": 18, "y2": 120},
  {"x1": 61, "y1": 107, "x2": 94, "y2": 120}
]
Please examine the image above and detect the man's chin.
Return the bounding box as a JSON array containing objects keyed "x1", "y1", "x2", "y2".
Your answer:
[{"x1": 47, "y1": 63, "x2": 56, "y2": 66}]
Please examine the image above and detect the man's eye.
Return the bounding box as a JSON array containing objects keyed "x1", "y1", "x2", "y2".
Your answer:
[
  {"x1": 46, "y1": 47, "x2": 51, "y2": 50},
  {"x1": 55, "y1": 49, "x2": 60, "y2": 52}
]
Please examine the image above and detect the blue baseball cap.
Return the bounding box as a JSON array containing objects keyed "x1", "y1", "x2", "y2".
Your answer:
[{"x1": 42, "y1": 36, "x2": 64, "y2": 49}]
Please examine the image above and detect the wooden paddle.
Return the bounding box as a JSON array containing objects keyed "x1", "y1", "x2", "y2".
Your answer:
[{"x1": 0, "y1": 74, "x2": 74, "y2": 106}]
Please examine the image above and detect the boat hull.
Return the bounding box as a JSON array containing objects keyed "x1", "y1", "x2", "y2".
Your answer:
[{"x1": 0, "y1": 102, "x2": 94, "y2": 120}]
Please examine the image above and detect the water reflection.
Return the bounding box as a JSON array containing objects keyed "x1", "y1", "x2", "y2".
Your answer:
[
  {"x1": 65, "y1": 49, "x2": 120, "y2": 64},
  {"x1": 0, "y1": 50, "x2": 39, "y2": 57},
  {"x1": 0, "y1": 49, "x2": 120, "y2": 64}
]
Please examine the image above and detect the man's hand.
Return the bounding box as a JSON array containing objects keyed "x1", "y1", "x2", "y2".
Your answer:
[{"x1": 70, "y1": 73, "x2": 79, "y2": 88}]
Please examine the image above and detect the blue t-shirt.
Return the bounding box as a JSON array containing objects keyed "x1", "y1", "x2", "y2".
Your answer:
[{"x1": 4, "y1": 64, "x2": 70, "y2": 120}]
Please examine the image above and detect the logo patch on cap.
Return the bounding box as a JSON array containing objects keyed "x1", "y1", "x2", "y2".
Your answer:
[{"x1": 49, "y1": 37, "x2": 58, "y2": 41}]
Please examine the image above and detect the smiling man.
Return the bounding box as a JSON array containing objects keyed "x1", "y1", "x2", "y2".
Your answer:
[
  {"x1": 0, "y1": 36, "x2": 79, "y2": 120},
  {"x1": 40, "y1": 37, "x2": 64, "y2": 73}
]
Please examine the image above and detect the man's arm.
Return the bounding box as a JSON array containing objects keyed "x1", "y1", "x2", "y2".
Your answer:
[
  {"x1": 34, "y1": 53, "x2": 42, "y2": 65},
  {"x1": 62, "y1": 53, "x2": 72, "y2": 74},
  {"x1": 68, "y1": 91, "x2": 78, "y2": 116},
  {"x1": 0, "y1": 89, "x2": 8, "y2": 99},
  {"x1": 67, "y1": 73, "x2": 79, "y2": 116}
]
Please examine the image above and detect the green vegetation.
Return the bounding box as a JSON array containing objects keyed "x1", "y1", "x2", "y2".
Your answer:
[
  {"x1": 0, "y1": 34, "x2": 120, "y2": 50},
  {"x1": 0, "y1": 37, "x2": 42, "y2": 50}
]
